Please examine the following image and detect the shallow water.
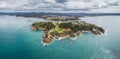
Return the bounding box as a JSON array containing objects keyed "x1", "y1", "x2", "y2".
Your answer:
[{"x1": 0, "y1": 15, "x2": 120, "y2": 59}]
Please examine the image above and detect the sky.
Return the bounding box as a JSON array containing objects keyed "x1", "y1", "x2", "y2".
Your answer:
[{"x1": 0, "y1": 0, "x2": 120, "y2": 13}]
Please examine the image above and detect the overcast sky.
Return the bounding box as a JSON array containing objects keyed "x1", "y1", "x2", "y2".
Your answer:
[{"x1": 0, "y1": 0, "x2": 120, "y2": 13}]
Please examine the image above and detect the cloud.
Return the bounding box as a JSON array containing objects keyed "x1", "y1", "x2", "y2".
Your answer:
[
  {"x1": 0, "y1": 0, "x2": 119, "y2": 13},
  {"x1": 55, "y1": 0, "x2": 68, "y2": 3}
]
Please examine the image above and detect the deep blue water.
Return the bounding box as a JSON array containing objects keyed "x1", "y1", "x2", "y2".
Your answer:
[{"x1": 0, "y1": 15, "x2": 120, "y2": 59}]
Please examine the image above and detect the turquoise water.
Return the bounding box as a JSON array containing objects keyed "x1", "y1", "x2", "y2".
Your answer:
[{"x1": 0, "y1": 15, "x2": 120, "y2": 59}]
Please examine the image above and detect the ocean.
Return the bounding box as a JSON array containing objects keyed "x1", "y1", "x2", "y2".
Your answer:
[{"x1": 0, "y1": 15, "x2": 120, "y2": 59}]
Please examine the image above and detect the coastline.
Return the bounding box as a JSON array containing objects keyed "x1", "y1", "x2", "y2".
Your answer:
[{"x1": 31, "y1": 20, "x2": 105, "y2": 45}]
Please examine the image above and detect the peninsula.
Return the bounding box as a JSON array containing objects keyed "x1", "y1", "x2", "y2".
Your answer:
[
  {"x1": 42, "y1": 15, "x2": 80, "y2": 21},
  {"x1": 31, "y1": 21, "x2": 105, "y2": 45}
]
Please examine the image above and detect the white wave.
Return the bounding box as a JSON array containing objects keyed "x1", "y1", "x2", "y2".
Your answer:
[
  {"x1": 13, "y1": 24, "x2": 23, "y2": 32},
  {"x1": 90, "y1": 47, "x2": 116, "y2": 59},
  {"x1": 104, "y1": 29, "x2": 108, "y2": 36},
  {"x1": 101, "y1": 47, "x2": 111, "y2": 54}
]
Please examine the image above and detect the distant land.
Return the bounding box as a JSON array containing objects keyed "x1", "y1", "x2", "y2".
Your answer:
[{"x1": 0, "y1": 12, "x2": 120, "y2": 18}]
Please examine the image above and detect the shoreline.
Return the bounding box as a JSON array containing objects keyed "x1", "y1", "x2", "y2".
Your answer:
[{"x1": 41, "y1": 31, "x2": 105, "y2": 45}]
